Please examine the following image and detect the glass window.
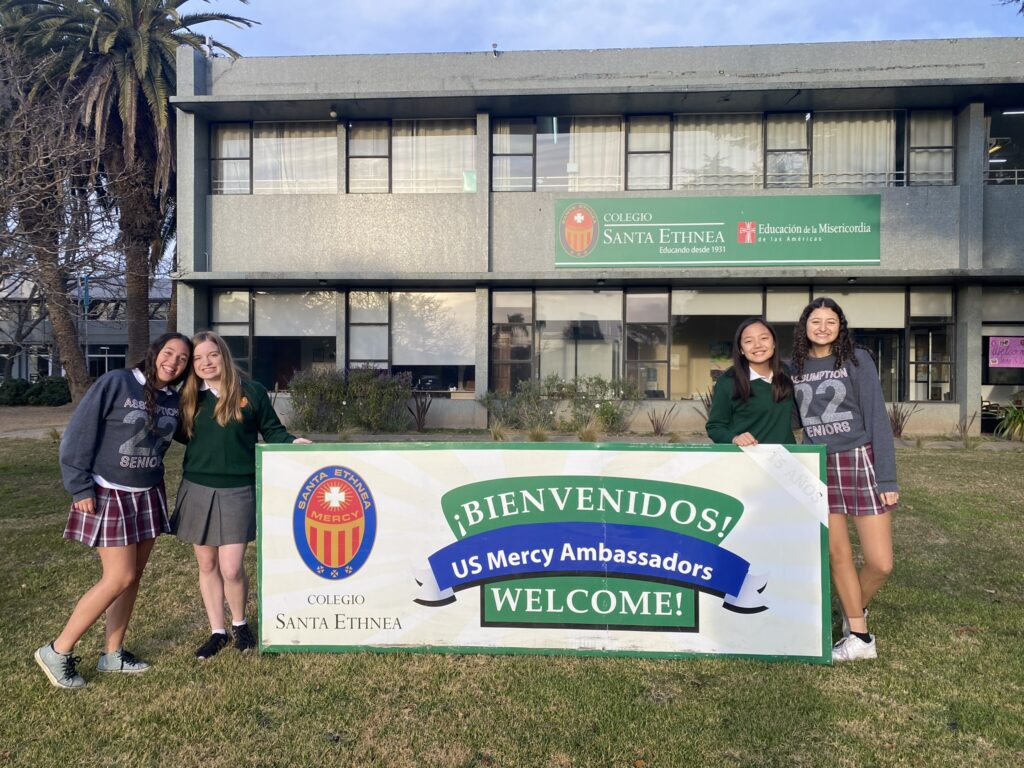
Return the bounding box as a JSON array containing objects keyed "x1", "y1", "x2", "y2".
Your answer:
[
  {"x1": 349, "y1": 291, "x2": 389, "y2": 324},
  {"x1": 252, "y1": 122, "x2": 337, "y2": 194},
  {"x1": 348, "y1": 291, "x2": 389, "y2": 366},
  {"x1": 211, "y1": 124, "x2": 250, "y2": 195},
  {"x1": 536, "y1": 116, "x2": 623, "y2": 192},
  {"x1": 392, "y1": 119, "x2": 476, "y2": 193},
  {"x1": 253, "y1": 291, "x2": 337, "y2": 336},
  {"x1": 673, "y1": 114, "x2": 762, "y2": 189},
  {"x1": 492, "y1": 119, "x2": 535, "y2": 192},
  {"x1": 491, "y1": 292, "x2": 534, "y2": 393},
  {"x1": 766, "y1": 113, "x2": 809, "y2": 188},
  {"x1": 626, "y1": 291, "x2": 669, "y2": 398},
  {"x1": 812, "y1": 111, "x2": 896, "y2": 187},
  {"x1": 909, "y1": 327, "x2": 953, "y2": 402},
  {"x1": 909, "y1": 111, "x2": 954, "y2": 185},
  {"x1": 669, "y1": 289, "x2": 763, "y2": 399},
  {"x1": 535, "y1": 290, "x2": 623, "y2": 381},
  {"x1": 910, "y1": 287, "x2": 953, "y2": 319},
  {"x1": 252, "y1": 337, "x2": 336, "y2": 391},
  {"x1": 348, "y1": 121, "x2": 390, "y2": 193},
  {"x1": 626, "y1": 116, "x2": 670, "y2": 190},
  {"x1": 811, "y1": 289, "x2": 904, "y2": 328},
  {"x1": 391, "y1": 292, "x2": 475, "y2": 365}
]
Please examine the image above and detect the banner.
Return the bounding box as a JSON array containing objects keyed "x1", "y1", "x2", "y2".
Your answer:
[
  {"x1": 554, "y1": 195, "x2": 880, "y2": 268},
  {"x1": 257, "y1": 443, "x2": 831, "y2": 663},
  {"x1": 988, "y1": 336, "x2": 1024, "y2": 368}
]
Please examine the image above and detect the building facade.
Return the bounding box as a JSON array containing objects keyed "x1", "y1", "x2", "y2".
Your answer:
[{"x1": 173, "y1": 38, "x2": 1024, "y2": 433}]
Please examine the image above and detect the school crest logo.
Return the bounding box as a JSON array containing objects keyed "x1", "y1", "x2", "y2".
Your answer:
[
  {"x1": 560, "y1": 203, "x2": 598, "y2": 257},
  {"x1": 293, "y1": 466, "x2": 377, "y2": 580},
  {"x1": 737, "y1": 221, "x2": 757, "y2": 244}
]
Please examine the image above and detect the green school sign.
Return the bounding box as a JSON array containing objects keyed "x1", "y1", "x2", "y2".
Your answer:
[{"x1": 555, "y1": 195, "x2": 881, "y2": 268}]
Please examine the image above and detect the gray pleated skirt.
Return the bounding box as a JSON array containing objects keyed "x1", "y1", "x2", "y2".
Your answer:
[{"x1": 170, "y1": 478, "x2": 256, "y2": 546}]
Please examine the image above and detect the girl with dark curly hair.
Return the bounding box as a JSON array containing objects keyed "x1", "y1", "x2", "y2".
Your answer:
[
  {"x1": 791, "y1": 297, "x2": 898, "y2": 662},
  {"x1": 36, "y1": 333, "x2": 192, "y2": 688}
]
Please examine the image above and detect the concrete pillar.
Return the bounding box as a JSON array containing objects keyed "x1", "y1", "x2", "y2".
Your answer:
[
  {"x1": 956, "y1": 103, "x2": 985, "y2": 271},
  {"x1": 956, "y1": 284, "x2": 983, "y2": 434}
]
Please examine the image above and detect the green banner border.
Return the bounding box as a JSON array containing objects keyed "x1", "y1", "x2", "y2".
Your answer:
[{"x1": 257, "y1": 442, "x2": 831, "y2": 664}]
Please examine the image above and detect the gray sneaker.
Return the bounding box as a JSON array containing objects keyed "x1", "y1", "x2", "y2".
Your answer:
[
  {"x1": 35, "y1": 643, "x2": 86, "y2": 689},
  {"x1": 96, "y1": 648, "x2": 151, "y2": 674}
]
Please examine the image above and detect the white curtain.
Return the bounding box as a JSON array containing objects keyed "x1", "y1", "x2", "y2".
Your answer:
[
  {"x1": 393, "y1": 120, "x2": 476, "y2": 193},
  {"x1": 391, "y1": 292, "x2": 475, "y2": 365},
  {"x1": 569, "y1": 117, "x2": 623, "y2": 192},
  {"x1": 673, "y1": 114, "x2": 762, "y2": 188},
  {"x1": 348, "y1": 122, "x2": 390, "y2": 193},
  {"x1": 253, "y1": 122, "x2": 337, "y2": 194},
  {"x1": 909, "y1": 111, "x2": 954, "y2": 185},
  {"x1": 812, "y1": 112, "x2": 895, "y2": 187},
  {"x1": 212, "y1": 124, "x2": 250, "y2": 194},
  {"x1": 492, "y1": 119, "x2": 533, "y2": 192}
]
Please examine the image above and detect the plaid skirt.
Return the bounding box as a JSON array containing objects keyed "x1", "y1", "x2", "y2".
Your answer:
[
  {"x1": 826, "y1": 445, "x2": 894, "y2": 517},
  {"x1": 63, "y1": 483, "x2": 170, "y2": 548}
]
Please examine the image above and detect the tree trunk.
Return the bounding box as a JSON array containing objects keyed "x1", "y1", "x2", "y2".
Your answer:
[
  {"x1": 36, "y1": 258, "x2": 91, "y2": 402},
  {"x1": 167, "y1": 277, "x2": 178, "y2": 334},
  {"x1": 124, "y1": 244, "x2": 151, "y2": 365}
]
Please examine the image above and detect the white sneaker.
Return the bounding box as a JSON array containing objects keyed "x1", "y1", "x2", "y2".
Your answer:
[
  {"x1": 832, "y1": 634, "x2": 877, "y2": 662},
  {"x1": 841, "y1": 607, "x2": 869, "y2": 638}
]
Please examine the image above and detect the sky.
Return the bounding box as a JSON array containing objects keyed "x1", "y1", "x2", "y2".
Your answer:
[{"x1": 180, "y1": 0, "x2": 1024, "y2": 58}]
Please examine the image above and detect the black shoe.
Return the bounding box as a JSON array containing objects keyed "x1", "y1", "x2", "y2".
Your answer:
[
  {"x1": 233, "y1": 623, "x2": 256, "y2": 652},
  {"x1": 195, "y1": 632, "x2": 229, "y2": 660}
]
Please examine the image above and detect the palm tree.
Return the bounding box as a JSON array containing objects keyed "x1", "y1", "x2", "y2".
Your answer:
[{"x1": 2, "y1": 0, "x2": 255, "y2": 364}]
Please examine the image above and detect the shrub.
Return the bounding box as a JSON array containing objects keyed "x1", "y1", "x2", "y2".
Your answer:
[
  {"x1": 647, "y1": 403, "x2": 677, "y2": 436},
  {"x1": 480, "y1": 375, "x2": 641, "y2": 433},
  {"x1": 407, "y1": 391, "x2": 432, "y2": 432},
  {"x1": 24, "y1": 376, "x2": 71, "y2": 406},
  {"x1": 0, "y1": 377, "x2": 31, "y2": 406},
  {"x1": 888, "y1": 401, "x2": 922, "y2": 439},
  {"x1": 288, "y1": 368, "x2": 348, "y2": 433},
  {"x1": 347, "y1": 367, "x2": 412, "y2": 432},
  {"x1": 995, "y1": 404, "x2": 1024, "y2": 441}
]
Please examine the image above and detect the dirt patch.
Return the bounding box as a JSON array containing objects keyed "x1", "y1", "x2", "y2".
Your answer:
[{"x1": 0, "y1": 404, "x2": 76, "y2": 436}]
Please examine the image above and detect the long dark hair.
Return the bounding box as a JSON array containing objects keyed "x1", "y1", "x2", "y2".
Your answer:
[
  {"x1": 792, "y1": 297, "x2": 858, "y2": 374},
  {"x1": 133, "y1": 332, "x2": 192, "y2": 431},
  {"x1": 729, "y1": 316, "x2": 793, "y2": 403}
]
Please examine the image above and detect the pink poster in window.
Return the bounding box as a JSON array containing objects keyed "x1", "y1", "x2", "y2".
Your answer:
[{"x1": 989, "y1": 337, "x2": 1024, "y2": 368}]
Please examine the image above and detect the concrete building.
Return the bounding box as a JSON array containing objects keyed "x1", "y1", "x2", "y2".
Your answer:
[
  {"x1": 0, "y1": 277, "x2": 170, "y2": 382},
  {"x1": 172, "y1": 38, "x2": 1024, "y2": 433}
]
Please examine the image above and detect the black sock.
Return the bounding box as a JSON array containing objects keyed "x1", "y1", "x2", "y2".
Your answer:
[{"x1": 852, "y1": 631, "x2": 872, "y2": 643}]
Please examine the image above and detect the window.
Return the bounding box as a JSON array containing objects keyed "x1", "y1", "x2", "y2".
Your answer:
[
  {"x1": 212, "y1": 123, "x2": 337, "y2": 194},
  {"x1": 348, "y1": 291, "x2": 389, "y2": 368},
  {"x1": 492, "y1": 119, "x2": 535, "y2": 191},
  {"x1": 626, "y1": 116, "x2": 670, "y2": 190},
  {"x1": 673, "y1": 114, "x2": 762, "y2": 188},
  {"x1": 625, "y1": 292, "x2": 669, "y2": 398},
  {"x1": 536, "y1": 290, "x2": 623, "y2": 381},
  {"x1": 390, "y1": 292, "x2": 476, "y2": 390},
  {"x1": 812, "y1": 111, "x2": 896, "y2": 187},
  {"x1": 766, "y1": 113, "x2": 810, "y2": 188},
  {"x1": 909, "y1": 287, "x2": 954, "y2": 401},
  {"x1": 253, "y1": 122, "x2": 337, "y2": 194},
  {"x1": 252, "y1": 291, "x2": 337, "y2": 389},
  {"x1": 670, "y1": 290, "x2": 763, "y2": 399},
  {"x1": 211, "y1": 290, "x2": 251, "y2": 373},
  {"x1": 536, "y1": 116, "x2": 623, "y2": 191},
  {"x1": 350, "y1": 120, "x2": 476, "y2": 193},
  {"x1": 491, "y1": 292, "x2": 534, "y2": 393},
  {"x1": 347, "y1": 121, "x2": 391, "y2": 193},
  {"x1": 211, "y1": 124, "x2": 250, "y2": 194},
  {"x1": 909, "y1": 111, "x2": 954, "y2": 185}
]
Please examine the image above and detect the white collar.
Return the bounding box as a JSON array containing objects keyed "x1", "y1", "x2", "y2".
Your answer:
[
  {"x1": 133, "y1": 367, "x2": 173, "y2": 394},
  {"x1": 748, "y1": 367, "x2": 773, "y2": 384},
  {"x1": 200, "y1": 380, "x2": 221, "y2": 397}
]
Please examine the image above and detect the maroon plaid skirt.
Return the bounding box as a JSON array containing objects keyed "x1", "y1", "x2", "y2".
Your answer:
[
  {"x1": 826, "y1": 445, "x2": 894, "y2": 517},
  {"x1": 63, "y1": 483, "x2": 170, "y2": 548}
]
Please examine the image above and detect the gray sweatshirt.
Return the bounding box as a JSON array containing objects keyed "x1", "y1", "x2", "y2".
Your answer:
[
  {"x1": 59, "y1": 368, "x2": 181, "y2": 502},
  {"x1": 791, "y1": 347, "x2": 898, "y2": 493}
]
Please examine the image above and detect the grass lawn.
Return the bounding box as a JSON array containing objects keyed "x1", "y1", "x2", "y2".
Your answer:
[{"x1": 1, "y1": 438, "x2": 1021, "y2": 767}]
